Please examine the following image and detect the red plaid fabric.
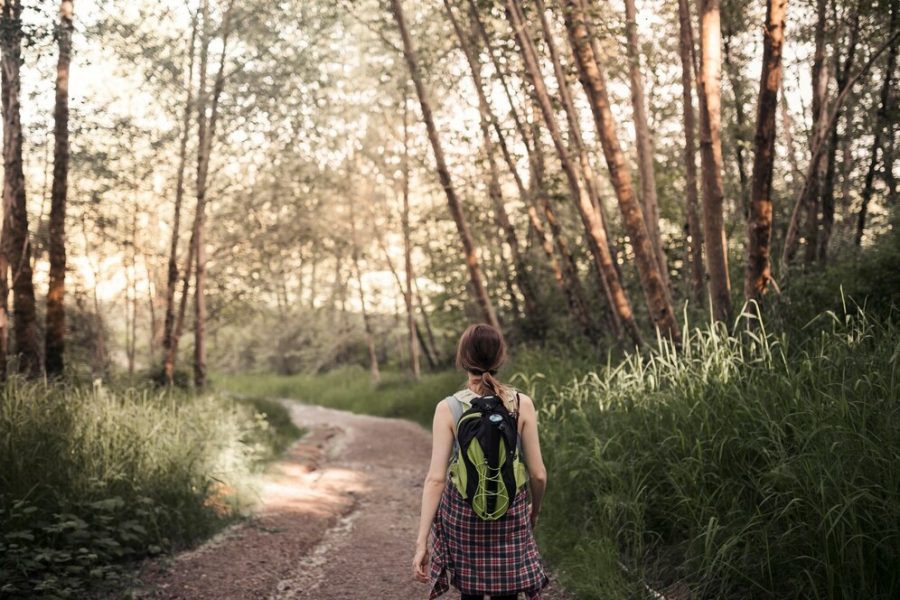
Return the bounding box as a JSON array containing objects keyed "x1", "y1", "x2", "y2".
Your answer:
[{"x1": 428, "y1": 482, "x2": 549, "y2": 599}]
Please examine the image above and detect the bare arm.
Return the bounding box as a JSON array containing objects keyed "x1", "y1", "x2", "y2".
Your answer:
[
  {"x1": 412, "y1": 399, "x2": 455, "y2": 581},
  {"x1": 518, "y1": 394, "x2": 548, "y2": 519}
]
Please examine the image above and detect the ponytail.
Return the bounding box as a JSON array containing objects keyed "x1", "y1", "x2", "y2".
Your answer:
[{"x1": 456, "y1": 323, "x2": 514, "y2": 411}]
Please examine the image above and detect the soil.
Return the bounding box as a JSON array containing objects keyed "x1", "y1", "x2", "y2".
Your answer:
[{"x1": 132, "y1": 402, "x2": 569, "y2": 599}]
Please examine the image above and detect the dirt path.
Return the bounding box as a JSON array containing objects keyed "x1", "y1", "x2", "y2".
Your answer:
[{"x1": 135, "y1": 402, "x2": 568, "y2": 599}]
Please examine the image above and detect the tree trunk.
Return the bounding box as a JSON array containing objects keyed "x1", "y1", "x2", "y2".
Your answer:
[
  {"x1": 785, "y1": 0, "x2": 828, "y2": 265},
  {"x1": 722, "y1": 19, "x2": 751, "y2": 220},
  {"x1": 162, "y1": 10, "x2": 198, "y2": 384},
  {"x1": 348, "y1": 188, "x2": 379, "y2": 385},
  {"x1": 677, "y1": 0, "x2": 706, "y2": 306},
  {"x1": 125, "y1": 207, "x2": 139, "y2": 376},
  {"x1": 413, "y1": 274, "x2": 441, "y2": 363},
  {"x1": 783, "y1": 25, "x2": 900, "y2": 269},
  {"x1": 401, "y1": 95, "x2": 420, "y2": 379},
  {"x1": 779, "y1": 76, "x2": 803, "y2": 184},
  {"x1": 530, "y1": 117, "x2": 595, "y2": 337},
  {"x1": 695, "y1": 0, "x2": 733, "y2": 323},
  {"x1": 532, "y1": 0, "x2": 623, "y2": 337},
  {"x1": 45, "y1": 0, "x2": 74, "y2": 376},
  {"x1": 559, "y1": 0, "x2": 681, "y2": 341},
  {"x1": 193, "y1": 0, "x2": 233, "y2": 390},
  {"x1": 857, "y1": 0, "x2": 898, "y2": 246},
  {"x1": 1, "y1": 0, "x2": 42, "y2": 376},
  {"x1": 818, "y1": 2, "x2": 860, "y2": 262},
  {"x1": 390, "y1": 0, "x2": 500, "y2": 332},
  {"x1": 467, "y1": 0, "x2": 532, "y2": 158},
  {"x1": 444, "y1": 0, "x2": 538, "y2": 323},
  {"x1": 745, "y1": 0, "x2": 788, "y2": 302},
  {"x1": 466, "y1": 0, "x2": 584, "y2": 331},
  {"x1": 507, "y1": 0, "x2": 640, "y2": 344},
  {"x1": 624, "y1": 0, "x2": 670, "y2": 290}
]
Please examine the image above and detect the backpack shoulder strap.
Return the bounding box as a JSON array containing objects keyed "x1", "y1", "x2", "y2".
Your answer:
[
  {"x1": 447, "y1": 395, "x2": 465, "y2": 428},
  {"x1": 445, "y1": 395, "x2": 465, "y2": 466}
]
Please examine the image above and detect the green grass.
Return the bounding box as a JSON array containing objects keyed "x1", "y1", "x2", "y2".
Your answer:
[
  {"x1": 533, "y1": 306, "x2": 899, "y2": 599},
  {"x1": 0, "y1": 382, "x2": 302, "y2": 599},
  {"x1": 218, "y1": 367, "x2": 463, "y2": 428}
]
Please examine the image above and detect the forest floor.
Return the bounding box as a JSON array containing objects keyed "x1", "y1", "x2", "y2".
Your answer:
[{"x1": 131, "y1": 402, "x2": 569, "y2": 599}]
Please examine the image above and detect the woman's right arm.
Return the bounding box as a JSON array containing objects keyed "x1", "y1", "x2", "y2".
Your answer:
[
  {"x1": 518, "y1": 394, "x2": 547, "y2": 524},
  {"x1": 412, "y1": 400, "x2": 454, "y2": 582}
]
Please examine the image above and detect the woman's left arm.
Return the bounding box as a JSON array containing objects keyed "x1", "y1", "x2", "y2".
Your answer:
[{"x1": 412, "y1": 400, "x2": 455, "y2": 582}]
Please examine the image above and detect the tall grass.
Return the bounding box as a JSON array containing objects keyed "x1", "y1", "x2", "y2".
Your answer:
[
  {"x1": 532, "y1": 306, "x2": 899, "y2": 599},
  {"x1": 0, "y1": 382, "x2": 300, "y2": 598}
]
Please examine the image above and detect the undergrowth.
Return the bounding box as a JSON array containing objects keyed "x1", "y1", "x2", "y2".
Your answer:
[
  {"x1": 0, "y1": 383, "x2": 301, "y2": 599},
  {"x1": 530, "y1": 305, "x2": 899, "y2": 599}
]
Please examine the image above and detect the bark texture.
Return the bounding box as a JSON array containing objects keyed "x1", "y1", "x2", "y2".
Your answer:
[
  {"x1": 677, "y1": 0, "x2": 706, "y2": 305},
  {"x1": 695, "y1": 0, "x2": 733, "y2": 323},
  {"x1": 1, "y1": 0, "x2": 42, "y2": 376},
  {"x1": 745, "y1": 0, "x2": 787, "y2": 302},
  {"x1": 45, "y1": 0, "x2": 74, "y2": 376},
  {"x1": 507, "y1": 0, "x2": 641, "y2": 344},
  {"x1": 560, "y1": 0, "x2": 680, "y2": 341}
]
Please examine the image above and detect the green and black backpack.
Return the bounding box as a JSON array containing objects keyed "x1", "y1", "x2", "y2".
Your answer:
[{"x1": 447, "y1": 390, "x2": 528, "y2": 520}]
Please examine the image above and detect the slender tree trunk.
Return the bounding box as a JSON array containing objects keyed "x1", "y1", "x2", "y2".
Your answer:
[
  {"x1": 444, "y1": 0, "x2": 538, "y2": 322},
  {"x1": 788, "y1": 0, "x2": 828, "y2": 264},
  {"x1": 779, "y1": 77, "x2": 803, "y2": 184},
  {"x1": 507, "y1": 0, "x2": 640, "y2": 343},
  {"x1": 694, "y1": 0, "x2": 733, "y2": 323},
  {"x1": 818, "y1": 3, "x2": 860, "y2": 262},
  {"x1": 44, "y1": 0, "x2": 74, "y2": 376},
  {"x1": 559, "y1": 0, "x2": 681, "y2": 341},
  {"x1": 125, "y1": 216, "x2": 137, "y2": 375},
  {"x1": 145, "y1": 260, "x2": 158, "y2": 364},
  {"x1": 722, "y1": 20, "x2": 751, "y2": 220},
  {"x1": 745, "y1": 0, "x2": 788, "y2": 302},
  {"x1": 390, "y1": 0, "x2": 500, "y2": 332},
  {"x1": 466, "y1": 0, "x2": 583, "y2": 330},
  {"x1": 400, "y1": 95, "x2": 420, "y2": 379},
  {"x1": 532, "y1": 0, "x2": 623, "y2": 336},
  {"x1": 624, "y1": 0, "x2": 670, "y2": 290},
  {"x1": 783, "y1": 27, "x2": 900, "y2": 268},
  {"x1": 858, "y1": 0, "x2": 898, "y2": 245},
  {"x1": 531, "y1": 117, "x2": 595, "y2": 337},
  {"x1": 1, "y1": 0, "x2": 41, "y2": 376},
  {"x1": 162, "y1": 10, "x2": 198, "y2": 384},
  {"x1": 677, "y1": 0, "x2": 706, "y2": 305},
  {"x1": 348, "y1": 188, "x2": 380, "y2": 384},
  {"x1": 193, "y1": 0, "x2": 234, "y2": 390},
  {"x1": 413, "y1": 275, "x2": 441, "y2": 363},
  {"x1": 467, "y1": 0, "x2": 532, "y2": 158}
]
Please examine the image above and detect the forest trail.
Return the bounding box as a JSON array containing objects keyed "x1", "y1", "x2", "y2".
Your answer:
[{"x1": 135, "y1": 402, "x2": 569, "y2": 599}]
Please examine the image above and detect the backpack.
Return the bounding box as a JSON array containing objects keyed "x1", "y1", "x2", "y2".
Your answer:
[{"x1": 447, "y1": 390, "x2": 528, "y2": 520}]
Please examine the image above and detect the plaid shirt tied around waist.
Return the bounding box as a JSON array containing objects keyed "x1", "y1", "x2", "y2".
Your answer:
[{"x1": 428, "y1": 481, "x2": 549, "y2": 599}]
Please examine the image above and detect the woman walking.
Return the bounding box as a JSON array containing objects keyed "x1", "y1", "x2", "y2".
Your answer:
[{"x1": 412, "y1": 324, "x2": 550, "y2": 599}]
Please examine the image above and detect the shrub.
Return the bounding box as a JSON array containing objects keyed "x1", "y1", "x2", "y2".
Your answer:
[{"x1": 0, "y1": 382, "x2": 300, "y2": 598}]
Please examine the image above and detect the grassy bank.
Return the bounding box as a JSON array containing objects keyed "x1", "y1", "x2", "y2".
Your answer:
[
  {"x1": 534, "y1": 307, "x2": 899, "y2": 599},
  {"x1": 0, "y1": 383, "x2": 301, "y2": 598}
]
